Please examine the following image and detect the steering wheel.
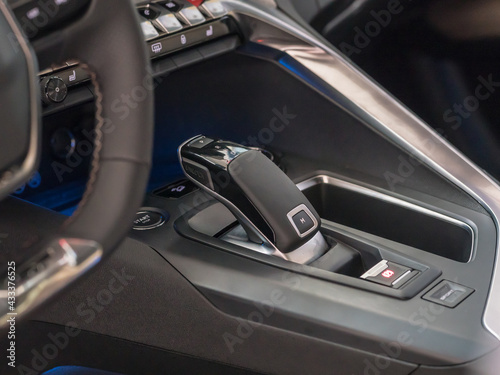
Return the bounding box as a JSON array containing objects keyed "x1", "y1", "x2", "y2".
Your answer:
[{"x1": 0, "y1": 0, "x2": 153, "y2": 326}]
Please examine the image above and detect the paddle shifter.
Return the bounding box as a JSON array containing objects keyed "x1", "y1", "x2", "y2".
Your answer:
[{"x1": 179, "y1": 136, "x2": 328, "y2": 262}]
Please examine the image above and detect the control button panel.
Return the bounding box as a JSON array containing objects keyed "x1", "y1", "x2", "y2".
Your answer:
[
  {"x1": 361, "y1": 260, "x2": 419, "y2": 288},
  {"x1": 422, "y1": 280, "x2": 474, "y2": 308},
  {"x1": 148, "y1": 19, "x2": 231, "y2": 58},
  {"x1": 38, "y1": 63, "x2": 92, "y2": 110},
  {"x1": 138, "y1": 0, "x2": 230, "y2": 53},
  {"x1": 292, "y1": 210, "x2": 315, "y2": 235}
]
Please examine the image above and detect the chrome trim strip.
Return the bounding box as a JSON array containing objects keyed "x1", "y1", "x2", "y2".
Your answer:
[
  {"x1": 221, "y1": 225, "x2": 327, "y2": 264},
  {"x1": 322, "y1": 0, "x2": 372, "y2": 35},
  {"x1": 297, "y1": 175, "x2": 476, "y2": 263},
  {"x1": 393, "y1": 270, "x2": 412, "y2": 287},
  {"x1": 223, "y1": 0, "x2": 500, "y2": 339}
]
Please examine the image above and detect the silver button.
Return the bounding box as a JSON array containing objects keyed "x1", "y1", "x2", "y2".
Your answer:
[
  {"x1": 202, "y1": 1, "x2": 227, "y2": 18},
  {"x1": 141, "y1": 21, "x2": 159, "y2": 40},
  {"x1": 157, "y1": 13, "x2": 183, "y2": 33},
  {"x1": 179, "y1": 6, "x2": 206, "y2": 26}
]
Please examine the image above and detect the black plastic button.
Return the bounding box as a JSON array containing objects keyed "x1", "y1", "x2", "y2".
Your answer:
[
  {"x1": 423, "y1": 280, "x2": 474, "y2": 308},
  {"x1": 154, "y1": 0, "x2": 184, "y2": 12},
  {"x1": 366, "y1": 262, "x2": 411, "y2": 287},
  {"x1": 189, "y1": 136, "x2": 214, "y2": 149},
  {"x1": 292, "y1": 210, "x2": 315, "y2": 235},
  {"x1": 138, "y1": 5, "x2": 160, "y2": 19},
  {"x1": 56, "y1": 67, "x2": 90, "y2": 86},
  {"x1": 148, "y1": 20, "x2": 231, "y2": 58},
  {"x1": 155, "y1": 180, "x2": 199, "y2": 199},
  {"x1": 183, "y1": 160, "x2": 213, "y2": 189},
  {"x1": 133, "y1": 211, "x2": 166, "y2": 230}
]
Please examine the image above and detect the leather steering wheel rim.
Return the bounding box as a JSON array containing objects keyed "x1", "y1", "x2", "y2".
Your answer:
[{"x1": 0, "y1": 0, "x2": 153, "y2": 324}]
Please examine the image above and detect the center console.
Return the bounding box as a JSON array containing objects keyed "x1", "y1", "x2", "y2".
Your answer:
[{"x1": 128, "y1": 2, "x2": 500, "y2": 372}]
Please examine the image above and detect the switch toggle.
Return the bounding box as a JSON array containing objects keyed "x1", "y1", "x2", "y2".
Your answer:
[
  {"x1": 361, "y1": 260, "x2": 416, "y2": 288},
  {"x1": 422, "y1": 280, "x2": 474, "y2": 308}
]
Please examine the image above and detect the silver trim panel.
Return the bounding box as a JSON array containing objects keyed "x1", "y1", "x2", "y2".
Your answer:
[
  {"x1": 297, "y1": 175, "x2": 476, "y2": 262},
  {"x1": 393, "y1": 270, "x2": 412, "y2": 286}
]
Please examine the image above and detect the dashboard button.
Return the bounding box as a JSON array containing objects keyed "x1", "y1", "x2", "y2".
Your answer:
[
  {"x1": 56, "y1": 67, "x2": 90, "y2": 86},
  {"x1": 423, "y1": 280, "x2": 474, "y2": 308},
  {"x1": 362, "y1": 261, "x2": 412, "y2": 287},
  {"x1": 41, "y1": 77, "x2": 68, "y2": 104},
  {"x1": 291, "y1": 210, "x2": 315, "y2": 235},
  {"x1": 188, "y1": 136, "x2": 214, "y2": 148},
  {"x1": 185, "y1": 0, "x2": 205, "y2": 6},
  {"x1": 154, "y1": 0, "x2": 184, "y2": 13},
  {"x1": 148, "y1": 20, "x2": 230, "y2": 58},
  {"x1": 141, "y1": 21, "x2": 160, "y2": 40},
  {"x1": 10, "y1": 0, "x2": 91, "y2": 39},
  {"x1": 27, "y1": 171, "x2": 42, "y2": 189},
  {"x1": 138, "y1": 5, "x2": 160, "y2": 20},
  {"x1": 202, "y1": 1, "x2": 227, "y2": 18},
  {"x1": 157, "y1": 13, "x2": 184, "y2": 33},
  {"x1": 179, "y1": 6, "x2": 206, "y2": 25},
  {"x1": 133, "y1": 210, "x2": 167, "y2": 230}
]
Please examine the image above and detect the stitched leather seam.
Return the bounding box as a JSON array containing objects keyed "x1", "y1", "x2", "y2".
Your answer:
[{"x1": 63, "y1": 62, "x2": 104, "y2": 227}]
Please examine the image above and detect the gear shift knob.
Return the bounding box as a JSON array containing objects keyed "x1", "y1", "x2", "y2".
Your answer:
[{"x1": 179, "y1": 135, "x2": 323, "y2": 254}]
